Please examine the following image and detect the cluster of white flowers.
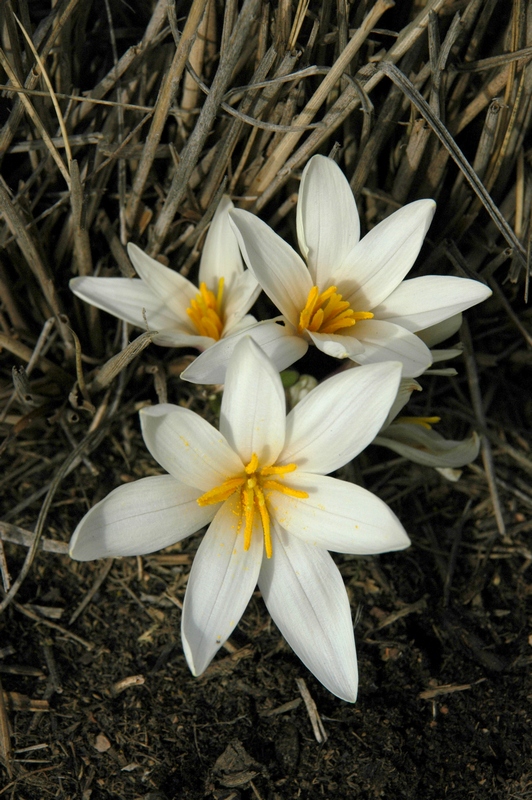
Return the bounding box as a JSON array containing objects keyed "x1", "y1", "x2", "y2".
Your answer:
[{"x1": 69, "y1": 156, "x2": 491, "y2": 701}]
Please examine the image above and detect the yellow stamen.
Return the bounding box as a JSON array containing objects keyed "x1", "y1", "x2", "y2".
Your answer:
[
  {"x1": 186, "y1": 277, "x2": 225, "y2": 339},
  {"x1": 395, "y1": 415, "x2": 441, "y2": 430},
  {"x1": 196, "y1": 454, "x2": 308, "y2": 557},
  {"x1": 298, "y1": 284, "x2": 373, "y2": 336}
]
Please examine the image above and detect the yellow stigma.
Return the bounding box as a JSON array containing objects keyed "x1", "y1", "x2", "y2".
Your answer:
[
  {"x1": 297, "y1": 284, "x2": 373, "y2": 336},
  {"x1": 395, "y1": 415, "x2": 441, "y2": 430},
  {"x1": 196, "y1": 453, "x2": 308, "y2": 558},
  {"x1": 186, "y1": 277, "x2": 225, "y2": 340}
]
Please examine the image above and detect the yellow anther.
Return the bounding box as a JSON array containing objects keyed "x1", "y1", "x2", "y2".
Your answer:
[
  {"x1": 196, "y1": 453, "x2": 308, "y2": 557},
  {"x1": 186, "y1": 277, "x2": 225, "y2": 339},
  {"x1": 298, "y1": 284, "x2": 373, "y2": 336},
  {"x1": 395, "y1": 415, "x2": 441, "y2": 430}
]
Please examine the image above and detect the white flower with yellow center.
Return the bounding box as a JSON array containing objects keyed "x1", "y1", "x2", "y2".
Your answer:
[
  {"x1": 69, "y1": 338, "x2": 409, "y2": 701},
  {"x1": 181, "y1": 156, "x2": 491, "y2": 383},
  {"x1": 70, "y1": 196, "x2": 260, "y2": 349}
]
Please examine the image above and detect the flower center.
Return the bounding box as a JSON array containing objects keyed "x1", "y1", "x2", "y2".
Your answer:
[
  {"x1": 297, "y1": 284, "x2": 373, "y2": 336},
  {"x1": 196, "y1": 453, "x2": 308, "y2": 558},
  {"x1": 395, "y1": 415, "x2": 441, "y2": 430},
  {"x1": 186, "y1": 277, "x2": 225, "y2": 340}
]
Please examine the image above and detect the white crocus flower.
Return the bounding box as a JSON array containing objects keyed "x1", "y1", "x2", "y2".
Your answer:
[
  {"x1": 182, "y1": 156, "x2": 491, "y2": 383},
  {"x1": 70, "y1": 338, "x2": 409, "y2": 702},
  {"x1": 374, "y1": 376, "x2": 480, "y2": 468},
  {"x1": 70, "y1": 196, "x2": 260, "y2": 350}
]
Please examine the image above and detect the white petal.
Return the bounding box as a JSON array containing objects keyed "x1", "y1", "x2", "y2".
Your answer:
[
  {"x1": 307, "y1": 329, "x2": 365, "y2": 359},
  {"x1": 334, "y1": 199, "x2": 436, "y2": 309},
  {"x1": 148, "y1": 330, "x2": 216, "y2": 349},
  {"x1": 259, "y1": 527, "x2": 358, "y2": 702},
  {"x1": 225, "y1": 313, "x2": 259, "y2": 336},
  {"x1": 220, "y1": 338, "x2": 286, "y2": 465},
  {"x1": 280, "y1": 361, "x2": 402, "y2": 474},
  {"x1": 272, "y1": 472, "x2": 410, "y2": 554},
  {"x1": 296, "y1": 155, "x2": 360, "y2": 285},
  {"x1": 381, "y1": 377, "x2": 422, "y2": 430},
  {"x1": 70, "y1": 276, "x2": 179, "y2": 331},
  {"x1": 372, "y1": 276, "x2": 492, "y2": 332},
  {"x1": 417, "y1": 312, "x2": 463, "y2": 347},
  {"x1": 429, "y1": 347, "x2": 462, "y2": 363},
  {"x1": 223, "y1": 269, "x2": 261, "y2": 332},
  {"x1": 349, "y1": 319, "x2": 432, "y2": 377},
  {"x1": 230, "y1": 209, "x2": 312, "y2": 324},
  {"x1": 180, "y1": 319, "x2": 308, "y2": 384},
  {"x1": 69, "y1": 475, "x2": 211, "y2": 560},
  {"x1": 199, "y1": 196, "x2": 244, "y2": 290},
  {"x1": 140, "y1": 404, "x2": 243, "y2": 490},
  {"x1": 127, "y1": 243, "x2": 197, "y2": 322},
  {"x1": 374, "y1": 425, "x2": 481, "y2": 468},
  {"x1": 181, "y1": 494, "x2": 263, "y2": 676}
]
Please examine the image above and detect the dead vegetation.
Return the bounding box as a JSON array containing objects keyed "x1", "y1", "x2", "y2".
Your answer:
[{"x1": 0, "y1": 0, "x2": 531, "y2": 797}]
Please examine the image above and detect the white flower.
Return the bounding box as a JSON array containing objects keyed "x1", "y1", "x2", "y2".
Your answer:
[
  {"x1": 70, "y1": 196, "x2": 260, "y2": 349},
  {"x1": 69, "y1": 338, "x2": 409, "y2": 702},
  {"x1": 374, "y1": 376, "x2": 480, "y2": 468},
  {"x1": 181, "y1": 156, "x2": 491, "y2": 383}
]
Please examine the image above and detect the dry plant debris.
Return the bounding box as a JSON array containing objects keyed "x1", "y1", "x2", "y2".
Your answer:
[{"x1": 0, "y1": 1, "x2": 531, "y2": 797}]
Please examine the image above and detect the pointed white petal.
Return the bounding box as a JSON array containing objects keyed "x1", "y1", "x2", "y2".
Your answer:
[
  {"x1": 417, "y1": 312, "x2": 463, "y2": 347},
  {"x1": 307, "y1": 329, "x2": 365, "y2": 359},
  {"x1": 223, "y1": 269, "x2": 261, "y2": 332},
  {"x1": 140, "y1": 404, "x2": 243, "y2": 490},
  {"x1": 272, "y1": 472, "x2": 410, "y2": 554},
  {"x1": 381, "y1": 378, "x2": 422, "y2": 430},
  {"x1": 220, "y1": 338, "x2": 286, "y2": 466},
  {"x1": 259, "y1": 528, "x2": 358, "y2": 702},
  {"x1": 230, "y1": 209, "x2": 312, "y2": 324},
  {"x1": 296, "y1": 155, "x2": 360, "y2": 285},
  {"x1": 148, "y1": 330, "x2": 216, "y2": 349},
  {"x1": 349, "y1": 319, "x2": 432, "y2": 377},
  {"x1": 335, "y1": 199, "x2": 436, "y2": 309},
  {"x1": 225, "y1": 313, "x2": 259, "y2": 336},
  {"x1": 70, "y1": 276, "x2": 179, "y2": 331},
  {"x1": 199, "y1": 196, "x2": 244, "y2": 290},
  {"x1": 280, "y1": 361, "x2": 402, "y2": 474},
  {"x1": 429, "y1": 347, "x2": 462, "y2": 363},
  {"x1": 69, "y1": 475, "x2": 211, "y2": 560},
  {"x1": 182, "y1": 495, "x2": 263, "y2": 675},
  {"x1": 180, "y1": 319, "x2": 308, "y2": 384},
  {"x1": 374, "y1": 425, "x2": 481, "y2": 468},
  {"x1": 372, "y1": 276, "x2": 492, "y2": 332},
  {"x1": 127, "y1": 243, "x2": 197, "y2": 322}
]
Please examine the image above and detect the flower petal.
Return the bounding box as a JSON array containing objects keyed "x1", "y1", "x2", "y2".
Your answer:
[
  {"x1": 69, "y1": 475, "x2": 211, "y2": 560},
  {"x1": 297, "y1": 155, "x2": 360, "y2": 285},
  {"x1": 70, "y1": 276, "x2": 179, "y2": 331},
  {"x1": 199, "y1": 196, "x2": 244, "y2": 290},
  {"x1": 223, "y1": 269, "x2": 261, "y2": 332},
  {"x1": 127, "y1": 243, "x2": 197, "y2": 322},
  {"x1": 220, "y1": 338, "x2": 286, "y2": 465},
  {"x1": 230, "y1": 209, "x2": 312, "y2": 324},
  {"x1": 335, "y1": 199, "x2": 436, "y2": 309},
  {"x1": 372, "y1": 276, "x2": 492, "y2": 332},
  {"x1": 180, "y1": 319, "x2": 308, "y2": 384},
  {"x1": 146, "y1": 330, "x2": 216, "y2": 349},
  {"x1": 307, "y1": 329, "x2": 365, "y2": 359},
  {"x1": 259, "y1": 527, "x2": 358, "y2": 702},
  {"x1": 140, "y1": 404, "x2": 243, "y2": 490},
  {"x1": 374, "y1": 425, "x2": 481, "y2": 468},
  {"x1": 273, "y1": 472, "x2": 410, "y2": 554},
  {"x1": 416, "y1": 312, "x2": 463, "y2": 347},
  {"x1": 280, "y1": 361, "x2": 402, "y2": 474},
  {"x1": 348, "y1": 319, "x2": 432, "y2": 377},
  {"x1": 381, "y1": 377, "x2": 422, "y2": 430},
  {"x1": 181, "y1": 494, "x2": 263, "y2": 676}
]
